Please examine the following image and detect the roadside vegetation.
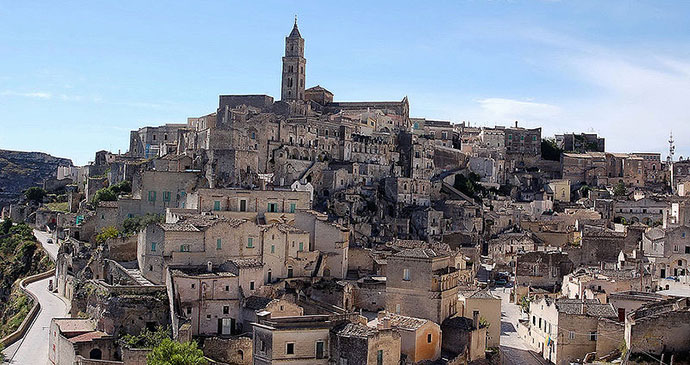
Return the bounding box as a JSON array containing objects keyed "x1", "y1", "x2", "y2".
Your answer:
[{"x1": 0, "y1": 222, "x2": 53, "y2": 338}]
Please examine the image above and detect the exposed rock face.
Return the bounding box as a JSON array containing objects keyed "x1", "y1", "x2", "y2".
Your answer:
[{"x1": 0, "y1": 149, "x2": 73, "y2": 209}]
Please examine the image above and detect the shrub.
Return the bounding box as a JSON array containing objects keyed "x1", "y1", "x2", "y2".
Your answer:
[
  {"x1": 95, "y1": 226, "x2": 120, "y2": 243},
  {"x1": 91, "y1": 188, "x2": 117, "y2": 205},
  {"x1": 24, "y1": 187, "x2": 47, "y2": 203},
  {"x1": 147, "y1": 338, "x2": 207, "y2": 365}
]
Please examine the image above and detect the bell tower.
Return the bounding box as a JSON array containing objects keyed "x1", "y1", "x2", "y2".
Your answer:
[{"x1": 281, "y1": 17, "x2": 306, "y2": 102}]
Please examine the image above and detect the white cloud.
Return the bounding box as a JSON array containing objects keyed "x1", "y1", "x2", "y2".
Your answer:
[
  {"x1": 476, "y1": 97, "x2": 561, "y2": 122},
  {"x1": 1, "y1": 90, "x2": 52, "y2": 99}
]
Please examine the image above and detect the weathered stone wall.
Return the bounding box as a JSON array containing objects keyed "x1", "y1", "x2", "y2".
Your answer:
[
  {"x1": 627, "y1": 310, "x2": 690, "y2": 356},
  {"x1": 203, "y1": 336, "x2": 252, "y2": 364},
  {"x1": 595, "y1": 319, "x2": 624, "y2": 358}
]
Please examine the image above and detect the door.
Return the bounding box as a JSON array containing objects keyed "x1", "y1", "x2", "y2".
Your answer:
[
  {"x1": 221, "y1": 318, "x2": 233, "y2": 335},
  {"x1": 240, "y1": 199, "x2": 247, "y2": 212},
  {"x1": 661, "y1": 268, "x2": 666, "y2": 278},
  {"x1": 316, "y1": 341, "x2": 324, "y2": 359}
]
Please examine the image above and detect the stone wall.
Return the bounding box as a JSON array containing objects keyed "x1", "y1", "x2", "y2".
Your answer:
[
  {"x1": 627, "y1": 310, "x2": 690, "y2": 356},
  {"x1": 595, "y1": 319, "x2": 624, "y2": 359},
  {"x1": 203, "y1": 336, "x2": 253, "y2": 364}
]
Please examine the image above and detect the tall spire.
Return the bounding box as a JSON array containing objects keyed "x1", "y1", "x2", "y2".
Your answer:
[{"x1": 289, "y1": 15, "x2": 301, "y2": 38}]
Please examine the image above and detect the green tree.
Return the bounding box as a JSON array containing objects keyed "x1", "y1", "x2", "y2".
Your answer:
[
  {"x1": 91, "y1": 187, "x2": 117, "y2": 205},
  {"x1": 95, "y1": 226, "x2": 120, "y2": 243},
  {"x1": 541, "y1": 139, "x2": 563, "y2": 161},
  {"x1": 121, "y1": 326, "x2": 171, "y2": 348},
  {"x1": 24, "y1": 187, "x2": 47, "y2": 203},
  {"x1": 1, "y1": 218, "x2": 12, "y2": 235},
  {"x1": 613, "y1": 181, "x2": 627, "y2": 196},
  {"x1": 109, "y1": 180, "x2": 132, "y2": 194},
  {"x1": 147, "y1": 339, "x2": 207, "y2": 365}
]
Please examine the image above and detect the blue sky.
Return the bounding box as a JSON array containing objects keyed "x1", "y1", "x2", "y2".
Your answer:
[{"x1": 1, "y1": 1, "x2": 689, "y2": 165}]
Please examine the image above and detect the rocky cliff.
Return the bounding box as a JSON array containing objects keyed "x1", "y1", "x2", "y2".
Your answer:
[{"x1": 0, "y1": 150, "x2": 73, "y2": 209}]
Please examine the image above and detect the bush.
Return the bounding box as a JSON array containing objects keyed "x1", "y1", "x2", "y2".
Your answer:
[
  {"x1": 147, "y1": 338, "x2": 207, "y2": 365},
  {"x1": 541, "y1": 139, "x2": 562, "y2": 161},
  {"x1": 91, "y1": 188, "x2": 117, "y2": 205},
  {"x1": 24, "y1": 187, "x2": 47, "y2": 203},
  {"x1": 121, "y1": 326, "x2": 171, "y2": 349},
  {"x1": 122, "y1": 214, "x2": 163, "y2": 236},
  {"x1": 1, "y1": 218, "x2": 12, "y2": 235},
  {"x1": 95, "y1": 226, "x2": 120, "y2": 243},
  {"x1": 613, "y1": 181, "x2": 627, "y2": 197},
  {"x1": 109, "y1": 180, "x2": 132, "y2": 194}
]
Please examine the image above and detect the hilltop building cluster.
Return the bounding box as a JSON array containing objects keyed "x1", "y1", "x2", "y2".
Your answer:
[{"x1": 5, "y1": 20, "x2": 690, "y2": 365}]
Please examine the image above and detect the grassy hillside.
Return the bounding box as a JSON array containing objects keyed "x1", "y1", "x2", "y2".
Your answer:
[{"x1": 0, "y1": 223, "x2": 54, "y2": 338}]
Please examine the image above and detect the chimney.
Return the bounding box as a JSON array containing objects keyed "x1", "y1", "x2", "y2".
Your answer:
[
  {"x1": 472, "y1": 310, "x2": 480, "y2": 329},
  {"x1": 515, "y1": 120, "x2": 518, "y2": 128},
  {"x1": 617, "y1": 308, "x2": 625, "y2": 322},
  {"x1": 381, "y1": 317, "x2": 391, "y2": 330},
  {"x1": 206, "y1": 261, "x2": 213, "y2": 273}
]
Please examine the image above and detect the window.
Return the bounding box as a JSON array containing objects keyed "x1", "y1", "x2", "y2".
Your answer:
[
  {"x1": 216, "y1": 238, "x2": 222, "y2": 250},
  {"x1": 288, "y1": 266, "x2": 293, "y2": 278},
  {"x1": 377, "y1": 349, "x2": 383, "y2": 365},
  {"x1": 268, "y1": 203, "x2": 278, "y2": 213},
  {"x1": 271, "y1": 245, "x2": 275, "y2": 254},
  {"x1": 151, "y1": 242, "x2": 157, "y2": 252},
  {"x1": 684, "y1": 232, "x2": 687, "y2": 238},
  {"x1": 247, "y1": 237, "x2": 254, "y2": 248},
  {"x1": 403, "y1": 268, "x2": 410, "y2": 281},
  {"x1": 250, "y1": 281, "x2": 255, "y2": 290},
  {"x1": 180, "y1": 244, "x2": 190, "y2": 252},
  {"x1": 148, "y1": 191, "x2": 156, "y2": 202},
  {"x1": 239, "y1": 199, "x2": 247, "y2": 212},
  {"x1": 213, "y1": 200, "x2": 221, "y2": 211},
  {"x1": 589, "y1": 331, "x2": 597, "y2": 341},
  {"x1": 191, "y1": 283, "x2": 195, "y2": 289},
  {"x1": 686, "y1": 246, "x2": 690, "y2": 254},
  {"x1": 223, "y1": 306, "x2": 229, "y2": 314},
  {"x1": 427, "y1": 333, "x2": 432, "y2": 343},
  {"x1": 395, "y1": 303, "x2": 401, "y2": 314},
  {"x1": 225, "y1": 285, "x2": 229, "y2": 291},
  {"x1": 286, "y1": 343, "x2": 295, "y2": 355},
  {"x1": 163, "y1": 191, "x2": 171, "y2": 202},
  {"x1": 298, "y1": 242, "x2": 304, "y2": 252},
  {"x1": 569, "y1": 331, "x2": 575, "y2": 340},
  {"x1": 186, "y1": 307, "x2": 192, "y2": 315},
  {"x1": 316, "y1": 341, "x2": 325, "y2": 359},
  {"x1": 289, "y1": 203, "x2": 296, "y2": 213}
]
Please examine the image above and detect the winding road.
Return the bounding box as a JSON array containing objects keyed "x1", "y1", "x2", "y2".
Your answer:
[{"x1": 2, "y1": 230, "x2": 69, "y2": 365}]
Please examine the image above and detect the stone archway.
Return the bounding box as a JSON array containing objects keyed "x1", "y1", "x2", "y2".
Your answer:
[{"x1": 89, "y1": 348, "x2": 102, "y2": 360}]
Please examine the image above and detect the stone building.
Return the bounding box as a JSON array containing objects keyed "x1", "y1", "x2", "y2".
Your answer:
[
  {"x1": 368, "y1": 311, "x2": 442, "y2": 363},
  {"x1": 612, "y1": 196, "x2": 667, "y2": 226},
  {"x1": 49, "y1": 318, "x2": 119, "y2": 365},
  {"x1": 555, "y1": 133, "x2": 605, "y2": 153},
  {"x1": 128, "y1": 123, "x2": 189, "y2": 159},
  {"x1": 385, "y1": 248, "x2": 459, "y2": 324},
  {"x1": 526, "y1": 297, "x2": 618, "y2": 365},
  {"x1": 487, "y1": 231, "x2": 537, "y2": 268},
  {"x1": 186, "y1": 187, "x2": 310, "y2": 218},
  {"x1": 330, "y1": 322, "x2": 401, "y2": 365},
  {"x1": 515, "y1": 251, "x2": 574, "y2": 292},
  {"x1": 459, "y1": 290, "x2": 502, "y2": 348},
  {"x1": 641, "y1": 225, "x2": 690, "y2": 282},
  {"x1": 624, "y1": 297, "x2": 690, "y2": 358},
  {"x1": 170, "y1": 263, "x2": 263, "y2": 336},
  {"x1": 440, "y1": 315, "x2": 487, "y2": 362}
]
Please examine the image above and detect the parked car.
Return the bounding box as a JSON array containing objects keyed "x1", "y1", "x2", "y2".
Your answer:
[
  {"x1": 495, "y1": 278, "x2": 507, "y2": 286},
  {"x1": 47, "y1": 238, "x2": 53, "y2": 244}
]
